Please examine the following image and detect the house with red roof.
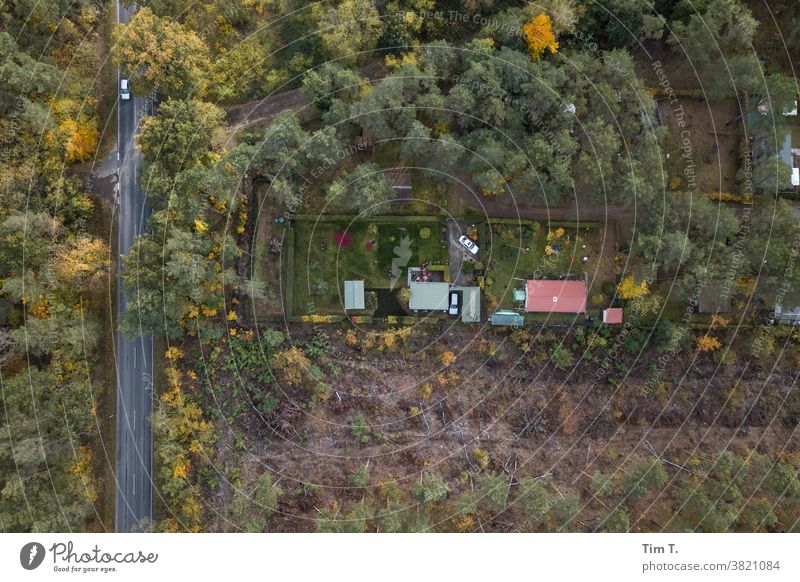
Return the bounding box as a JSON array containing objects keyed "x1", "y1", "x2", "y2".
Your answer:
[{"x1": 524, "y1": 279, "x2": 587, "y2": 314}]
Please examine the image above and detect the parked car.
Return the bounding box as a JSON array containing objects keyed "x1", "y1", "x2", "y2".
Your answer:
[
  {"x1": 458, "y1": 234, "x2": 479, "y2": 255},
  {"x1": 120, "y1": 78, "x2": 130, "y2": 100},
  {"x1": 448, "y1": 291, "x2": 461, "y2": 316}
]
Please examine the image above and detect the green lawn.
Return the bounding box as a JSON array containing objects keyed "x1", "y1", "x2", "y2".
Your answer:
[
  {"x1": 292, "y1": 217, "x2": 448, "y2": 315},
  {"x1": 483, "y1": 221, "x2": 604, "y2": 310}
]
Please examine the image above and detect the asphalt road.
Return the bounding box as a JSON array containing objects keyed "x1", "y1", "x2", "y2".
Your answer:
[{"x1": 114, "y1": 0, "x2": 154, "y2": 533}]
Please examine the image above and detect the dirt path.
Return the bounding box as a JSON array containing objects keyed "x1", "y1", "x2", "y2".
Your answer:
[
  {"x1": 224, "y1": 60, "x2": 388, "y2": 132},
  {"x1": 225, "y1": 88, "x2": 311, "y2": 131}
]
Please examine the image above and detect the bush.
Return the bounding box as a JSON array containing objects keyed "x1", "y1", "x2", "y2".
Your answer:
[
  {"x1": 351, "y1": 413, "x2": 371, "y2": 443},
  {"x1": 350, "y1": 464, "x2": 371, "y2": 488},
  {"x1": 419, "y1": 226, "x2": 431, "y2": 239},
  {"x1": 412, "y1": 472, "x2": 449, "y2": 504},
  {"x1": 551, "y1": 345, "x2": 574, "y2": 370}
]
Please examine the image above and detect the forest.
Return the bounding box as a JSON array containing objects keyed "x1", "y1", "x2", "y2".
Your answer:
[{"x1": 1, "y1": 0, "x2": 798, "y2": 533}]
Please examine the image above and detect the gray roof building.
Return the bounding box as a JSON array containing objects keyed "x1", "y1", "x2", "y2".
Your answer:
[
  {"x1": 343, "y1": 280, "x2": 365, "y2": 310},
  {"x1": 409, "y1": 281, "x2": 449, "y2": 311},
  {"x1": 452, "y1": 286, "x2": 481, "y2": 323},
  {"x1": 490, "y1": 310, "x2": 525, "y2": 327}
]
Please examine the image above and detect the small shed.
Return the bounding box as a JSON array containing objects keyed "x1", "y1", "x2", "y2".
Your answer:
[
  {"x1": 343, "y1": 280, "x2": 365, "y2": 310},
  {"x1": 603, "y1": 307, "x2": 623, "y2": 324},
  {"x1": 453, "y1": 286, "x2": 481, "y2": 323},
  {"x1": 513, "y1": 288, "x2": 527, "y2": 303},
  {"x1": 490, "y1": 310, "x2": 525, "y2": 327},
  {"x1": 698, "y1": 281, "x2": 731, "y2": 314}
]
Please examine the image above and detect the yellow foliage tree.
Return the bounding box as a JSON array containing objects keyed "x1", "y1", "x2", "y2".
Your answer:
[
  {"x1": 53, "y1": 237, "x2": 110, "y2": 293},
  {"x1": 523, "y1": 14, "x2": 559, "y2": 61},
  {"x1": 60, "y1": 118, "x2": 99, "y2": 162},
  {"x1": 440, "y1": 350, "x2": 457, "y2": 367},
  {"x1": 272, "y1": 347, "x2": 311, "y2": 386},
  {"x1": 618, "y1": 276, "x2": 649, "y2": 300},
  {"x1": 696, "y1": 335, "x2": 722, "y2": 352},
  {"x1": 472, "y1": 447, "x2": 490, "y2": 470}
]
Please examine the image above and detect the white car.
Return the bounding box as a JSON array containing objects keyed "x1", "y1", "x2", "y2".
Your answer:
[
  {"x1": 448, "y1": 291, "x2": 460, "y2": 316},
  {"x1": 120, "y1": 78, "x2": 130, "y2": 100},
  {"x1": 458, "y1": 234, "x2": 479, "y2": 255}
]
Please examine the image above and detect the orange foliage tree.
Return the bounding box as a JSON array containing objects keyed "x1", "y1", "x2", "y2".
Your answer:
[{"x1": 523, "y1": 14, "x2": 559, "y2": 61}]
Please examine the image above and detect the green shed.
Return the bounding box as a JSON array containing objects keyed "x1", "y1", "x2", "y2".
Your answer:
[{"x1": 490, "y1": 310, "x2": 524, "y2": 327}]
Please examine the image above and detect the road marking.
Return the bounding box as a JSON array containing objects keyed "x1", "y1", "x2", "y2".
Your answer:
[
  {"x1": 133, "y1": 474, "x2": 136, "y2": 495},
  {"x1": 133, "y1": 348, "x2": 137, "y2": 369}
]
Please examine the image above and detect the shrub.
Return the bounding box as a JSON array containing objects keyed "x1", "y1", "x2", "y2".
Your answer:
[
  {"x1": 351, "y1": 413, "x2": 371, "y2": 443},
  {"x1": 412, "y1": 472, "x2": 449, "y2": 504},
  {"x1": 419, "y1": 226, "x2": 431, "y2": 239},
  {"x1": 350, "y1": 464, "x2": 371, "y2": 488},
  {"x1": 551, "y1": 345, "x2": 574, "y2": 370},
  {"x1": 333, "y1": 231, "x2": 353, "y2": 248}
]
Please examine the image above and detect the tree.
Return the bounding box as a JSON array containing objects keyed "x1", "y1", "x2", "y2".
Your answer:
[
  {"x1": 0, "y1": 368, "x2": 96, "y2": 531},
  {"x1": 318, "y1": 0, "x2": 384, "y2": 65},
  {"x1": 137, "y1": 99, "x2": 224, "y2": 176},
  {"x1": 326, "y1": 163, "x2": 396, "y2": 216},
  {"x1": 530, "y1": 0, "x2": 579, "y2": 35},
  {"x1": 120, "y1": 223, "x2": 237, "y2": 338},
  {"x1": 604, "y1": 507, "x2": 630, "y2": 532},
  {"x1": 412, "y1": 472, "x2": 449, "y2": 504},
  {"x1": 550, "y1": 344, "x2": 574, "y2": 370},
  {"x1": 522, "y1": 14, "x2": 559, "y2": 61},
  {"x1": 113, "y1": 7, "x2": 210, "y2": 98},
  {"x1": 317, "y1": 500, "x2": 374, "y2": 532},
  {"x1": 749, "y1": 156, "x2": 792, "y2": 196},
  {"x1": 618, "y1": 276, "x2": 649, "y2": 300},
  {"x1": 668, "y1": 0, "x2": 759, "y2": 100},
  {"x1": 579, "y1": 0, "x2": 665, "y2": 48},
  {"x1": 744, "y1": 199, "x2": 800, "y2": 306},
  {"x1": 695, "y1": 335, "x2": 722, "y2": 352},
  {"x1": 231, "y1": 473, "x2": 283, "y2": 532},
  {"x1": 471, "y1": 471, "x2": 509, "y2": 513},
  {"x1": 301, "y1": 63, "x2": 367, "y2": 112},
  {"x1": 152, "y1": 376, "x2": 214, "y2": 531},
  {"x1": 52, "y1": 236, "x2": 110, "y2": 295},
  {"x1": 0, "y1": 32, "x2": 60, "y2": 114},
  {"x1": 623, "y1": 458, "x2": 667, "y2": 503}
]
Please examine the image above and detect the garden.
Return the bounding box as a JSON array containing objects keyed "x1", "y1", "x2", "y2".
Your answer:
[
  {"x1": 291, "y1": 216, "x2": 449, "y2": 315},
  {"x1": 481, "y1": 220, "x2": 610, "y2": 312}
]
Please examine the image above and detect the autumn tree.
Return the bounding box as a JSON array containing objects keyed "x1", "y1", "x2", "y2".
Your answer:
[
  {"x1": 113, "y1": 7, "x2": 210, "y2": 98},
  {"x1": 53, "y1": 236, "x2": 111, "y2": 295},
  {"x1": 152, "y1": 368, "x2": 215, "y2": 531},
  {"x1": 618, "y1": 275, "x2": 649, "y2": 300},
  {"x1": 272, "y1": 347, "x2": 312, "y2": 386},
  {"x1": 522, "y1": 14, "x2": 559, "y2": 61}
]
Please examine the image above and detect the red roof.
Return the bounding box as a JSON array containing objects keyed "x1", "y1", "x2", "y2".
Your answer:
[
  {"x1": 525, "y1": 280, "x2": 587, "y2": 313},
  {"x1": 603, "y1": 307, "x2": 623, "y2": 324}
]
